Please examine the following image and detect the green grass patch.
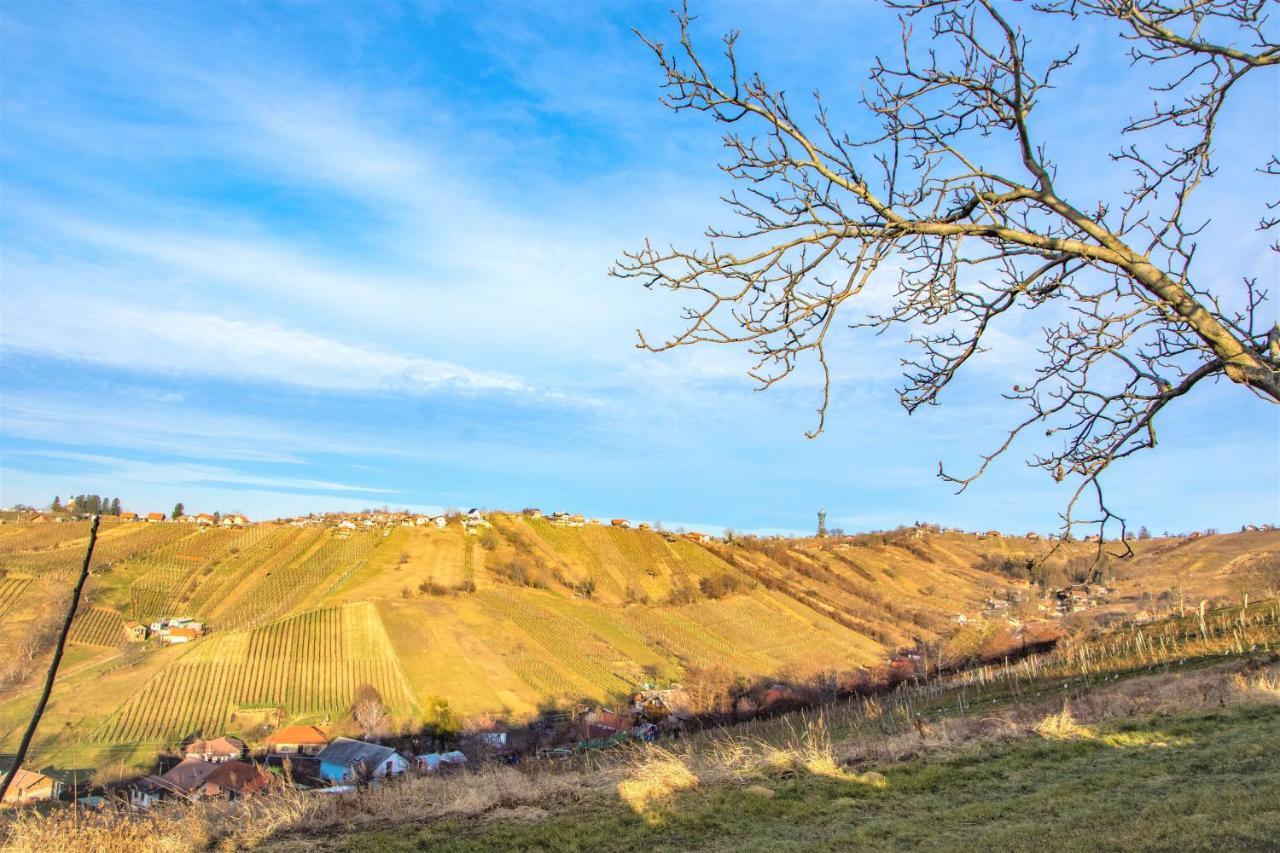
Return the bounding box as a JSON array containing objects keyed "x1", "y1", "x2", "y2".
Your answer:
[{"x1": 304, "y1": 704, "x2": 1280, "y2": 852}]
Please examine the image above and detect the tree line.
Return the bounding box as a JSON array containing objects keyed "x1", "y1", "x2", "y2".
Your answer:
[{"x1": 50, "y1": 495, "x2": 121, "y2": 516}]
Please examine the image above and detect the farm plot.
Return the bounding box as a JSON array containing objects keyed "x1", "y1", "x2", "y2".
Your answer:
[
  {"x1": 2, "y1": 523, "x2": 196, "y2": 576},
  {"x1": 524, "y1": 520, "x2": 633, "y2": 601},
  {"x1": 193, "y1": 527, "x2": 323, "y2": 622},
  {"x1": 474, "y1": 588, "x2": 634, "y2": 700},
  {"x1": 0, "y1": 575, "x2": 32, "y2": 616},
  {"x1": 616, "y1": 605, "x2": 754, "y2": 669},
  {"x1": 123, "y1": 528, "x2": 250, "y2": 621},
  {"x1": 0, "y1": 520, "x2": 95, "y2": 556},
  {"x1": 666, "y1": 538, "x2": 738, "y2": 580},
  {"x1": 684, "y1": 594, "x2": 868, "y2": 672},
  {"x1": 68, "y1": 606, "x2": 125, "y2": 648},
  {"x1": 219, "y1": 532, "x2": 377, "y2": 629},
  {"x1": 96, "y1": 602, "x2": 414, "y2": 744}
]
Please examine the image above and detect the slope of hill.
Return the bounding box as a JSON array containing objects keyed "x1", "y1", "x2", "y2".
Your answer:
[
  {"x1": 6, "y1": 601, "x2": 1277, "y2": 851},
  {"x1": 0, "y1": 516, "x2": 1275, "y2": 781}
]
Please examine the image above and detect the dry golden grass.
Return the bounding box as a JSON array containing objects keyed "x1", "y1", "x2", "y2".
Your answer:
[
  {"x1": 1032, "y1": 701, "x2": 1087, "y2": 740},
  {"x1": 5, "y1": 656, "x2": 1277, "y2": 851},
  {"x1": 615, "y1": 748, "x2": 700, "y2": 814},
  {"x1": 1, "y1": 788, "x2": 312, "y2": 853}
]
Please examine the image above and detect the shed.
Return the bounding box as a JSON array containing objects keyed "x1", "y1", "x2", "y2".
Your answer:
[
  {"x1": 1, "y1": 767, "x2": 63, "y2": 804},
  {"x1": 316, "y1": 737, "x2": 409, "y2": 783}
]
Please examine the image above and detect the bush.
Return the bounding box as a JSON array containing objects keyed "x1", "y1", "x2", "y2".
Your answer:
[
  {"x1": 418, "y1": 579, "x2": 448, "y2": 596},
  {"x1": 699, "y1": 574, "x2": 744, "y2": 599},
  {"x1": 666, "y1": 582, "x2": 699, "y2": 606},
  {"x1": 493, "y1": 558, "x2": 543, "y2": 588}
]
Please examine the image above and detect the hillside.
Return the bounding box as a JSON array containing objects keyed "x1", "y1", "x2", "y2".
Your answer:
[
  {"x1": 0, "y1": 515, "x2": 1276, "y2": 782},
  {"x1": 6, "y1": 600, "x2": 1278, "y2": 851}
]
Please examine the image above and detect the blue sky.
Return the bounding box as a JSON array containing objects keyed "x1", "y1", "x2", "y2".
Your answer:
[{"x1": 1, "y1": 1, "x2": 1276, "y2": 534}]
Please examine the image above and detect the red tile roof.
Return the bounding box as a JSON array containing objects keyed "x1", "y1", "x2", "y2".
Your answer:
[{"x1": 266, "y1": 724, "x2": 329, "y2": 747}]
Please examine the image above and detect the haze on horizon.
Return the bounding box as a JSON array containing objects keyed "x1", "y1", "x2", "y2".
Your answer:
[{"x1": 1, "y1": 1, "x2": 1277, "y2": 535}]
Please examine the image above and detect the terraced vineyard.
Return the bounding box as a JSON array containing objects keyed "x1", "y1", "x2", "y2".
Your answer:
[
  {"x1": 95, "y1": 602, "x2": 414, "y2": 743},
  {"x1": 194, "y1": 527, "x2": 323, "y2": 624},
  {"x1": 475, "y1": 588, "x2": 635, "y2": 699},
  {"x1": 217, "y1": 531, "x2": 378, "y2": 629},
  {"x1": 0, "y1": 575, "x2": 32, "y2": 616},
  {"x1": 0, "y1": 517, "x2": 1274, "y2": 782},
  {"x1": 68, "y1": 606, "x2": 125, "y2": 648},
  {"x1": 1, "y1": 522, "x2": 198, "y2": 577}
]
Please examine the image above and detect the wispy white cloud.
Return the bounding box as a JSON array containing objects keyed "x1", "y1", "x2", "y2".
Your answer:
[
  {"x1": 12, "y1": 449, "x2": 393, "y2": 495},
  {"x1": 1, "y1": 288, "x2": 525, "y2": 395}
]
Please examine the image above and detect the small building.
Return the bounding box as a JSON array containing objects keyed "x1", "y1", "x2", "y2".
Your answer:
[
  {"x1": 123, "y1": 620, "x2": 149, "y2": 642},
  {"x1": 1025, "y1": 531, "x2": 1040, "y2": 540},
  {"x1": 195, "y1": 514, "x2": 215, "y2": 526},
  {"x1": 201, "y1": 761, "x2": 271, "y2": 799},
  {"x1": 610, "y1": 519, "x2": 629, "y2": 528},
  {"x1": 119, "y1": 511, "x2": 139, "y2": 522},
  {"x1": 415, "y1": 750, "x2": 466, "y2": 773},
  {"x1": 221, "y1": 514, "x2": 249, "y2": 527},
  {"x1": 1, "y1": 767, "x2": 63, "y2": 804},
  {"x1": 266, "y1": 725, "x2": 330, "y2": 756},
  {"x1": 146, "y1": 512, "x2": 166, "y2": 523},
  {"x1": 183, "y1": 736, "x2": 245, "y2": 763},
  {"x1": 315, "y1": 737, "x2": 409, "y2": 783},
  {"x1": 132, "y1": 757, "x2": 219, "y2": 805}
]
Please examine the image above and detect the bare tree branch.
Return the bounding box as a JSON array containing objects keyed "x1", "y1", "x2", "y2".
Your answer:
[{"x1": 614, "y1": 0, "x2": 1279, "y2": 539}]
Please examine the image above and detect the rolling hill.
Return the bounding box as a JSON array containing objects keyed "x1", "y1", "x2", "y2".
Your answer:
[{"x1": 0, "y1": 514, "x2": 1275, "y2": 781}]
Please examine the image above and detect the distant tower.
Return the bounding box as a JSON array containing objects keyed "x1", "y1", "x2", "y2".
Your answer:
[{"x1": 817, "y1": 508, "x2": 827, "y2": 538}]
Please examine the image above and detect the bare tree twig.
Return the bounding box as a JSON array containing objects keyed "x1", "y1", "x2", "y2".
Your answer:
[
  {"x1": 0, "y1": 515, "x2": 100, "y2": 803},
  {"x1": 614, "y1": 0, "x2": 1279, "y2": 541}
]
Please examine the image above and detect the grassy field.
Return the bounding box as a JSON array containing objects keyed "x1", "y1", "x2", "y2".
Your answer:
[
  {"x1": 7, "y1": 604, "x2": 1276, "y2": 852},
  {"x1": 304, "y1": 704, "x2": 1279, "y2": 852},
  {"x1": 0, "y1": 518, "x2": 1276, "y2": 782}
]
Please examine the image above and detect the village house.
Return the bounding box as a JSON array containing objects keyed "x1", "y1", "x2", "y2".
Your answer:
[
  {"x1": 221, "y1": 514, "x2": 249, "y2": 528},
  {"x1": 131, "y1": 757, "x2": 218, "y2": 806},
  {"x1": 123, "y1": 620, "x2": 149, "y2": 642},
  {"x1": 119, "y1": 511, "x2": 139, "y2": 522},
  {"x1": 195, "y1": 513, "x2": 215, "y2": 526},
  {"x1": 164, "y1": 626, "x2": 202, "y2": 644},
  {"x1": 610, "y1": 519, "x2": 630, "y2": 528},
  {"x1": 315, "y1": 738, "x2": 409, "y2": 783},
  {"x1": 200, "y1": 761, "x2": 271, "y2": 799},
  {"x1": 183, "y1": 736, "x2": 245, "y2": 763},
  {"x1": 265, "y1": 725, "x2": 330, "y2": 757},
  {"x1": 1, "y1": 767, "x2": 63, "y2": 804},
  {"x1": 145, "y1": 512, "x2": 166, "y2": 523}
]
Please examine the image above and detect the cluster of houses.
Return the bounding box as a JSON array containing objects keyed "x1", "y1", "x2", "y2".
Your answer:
[
  {"x1": 1, "y1": 689, "x2": 710, "y2": 810},
  {"x1": 121, "y1": 616, "x2": 207, "y2": 645},
  {"x1": 114, "y1": 512, "x2": 252, "y2": 527}
]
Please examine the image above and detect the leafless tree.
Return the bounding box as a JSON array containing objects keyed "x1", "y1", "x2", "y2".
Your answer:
[
  {"x1": 352, "y1": 683, "x2": 389, "y2": 738},
  {"x1": 613, "y1": 0, "x2": 1278, "y2": 543}
]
